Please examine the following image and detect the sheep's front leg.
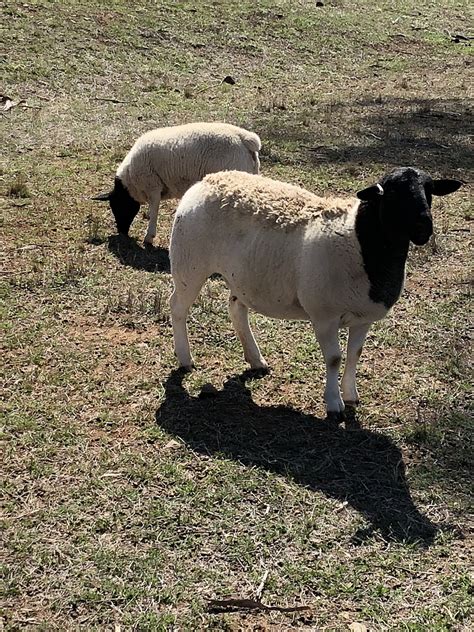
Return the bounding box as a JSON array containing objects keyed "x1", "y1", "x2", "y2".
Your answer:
[
  {"x1": 341, "y1": 323, "x2": 371, "y2": 406},
  {"x1": 312, "y1": 319, "x2": 344, "y2": 417},
  {"x1": 228, "y1": 296, "x2": 268, "y2": 371},
  {"x1": 144, "y1": 193, "x2": 161, "y2": 244}
]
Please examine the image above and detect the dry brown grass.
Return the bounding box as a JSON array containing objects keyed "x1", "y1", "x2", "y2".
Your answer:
[{"x1": 2, "y1": 0, "x2": 473, "y2": 629}]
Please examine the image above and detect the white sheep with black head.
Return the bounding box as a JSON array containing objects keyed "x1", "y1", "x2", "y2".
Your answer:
[
  {"x1": 169, "y1": 167, "x2": 461, "y2": 419},
  {"x1": 93, "y1": 122, "x2": 261, "y2": 244}
]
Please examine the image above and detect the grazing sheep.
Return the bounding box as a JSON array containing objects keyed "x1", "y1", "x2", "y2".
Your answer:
[
  {"x1": 92, "y1": 122, "x2": 261, "y2": 244},
  {"x1": 169, "y1": 167, "x2": 461, "y2": 418}
]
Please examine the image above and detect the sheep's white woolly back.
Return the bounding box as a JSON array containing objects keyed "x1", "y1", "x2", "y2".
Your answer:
[
  {"x1": 203, "y1": 171, "x2": 356, "y2": 229},
  {"x1": 116, "y1": 123, "x2": 261, "y2": 204},
  {"x1": 124, "y1": 122, "x2": 260, "y2": 153}
]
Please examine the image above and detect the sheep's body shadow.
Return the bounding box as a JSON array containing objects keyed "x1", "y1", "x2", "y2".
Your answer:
[
  {"x1": 107, "y1": 235, "x2": 170, "y2": 273},
  {"x1": 156, "y1": 369, "x2": 444, "y2": 545}
]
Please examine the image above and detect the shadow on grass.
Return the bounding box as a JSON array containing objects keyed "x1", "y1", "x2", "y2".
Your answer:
[
  {"x1": 260, "y1": 97, "x2": 473, "y2": 175},
  {"x1": 156, "y1": 369, "x2": 440, "y2": 546},
  {"x1": 108, "y1": 235, "x2": 170, "y2": 273},
  {"x1": 405, "y1": 409, "x2": 473, "y2": 489}
]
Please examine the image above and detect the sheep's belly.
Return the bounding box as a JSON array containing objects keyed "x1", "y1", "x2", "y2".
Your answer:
[
  {"x1": 250, "y1": 301, "x2": 309, "y2": 320},
  {"x1": 229, "y1": 288, "x2": 389, "y2": 324},
  {"x1": 231, "y1": 289, "x2": 309, "y2": 321}
]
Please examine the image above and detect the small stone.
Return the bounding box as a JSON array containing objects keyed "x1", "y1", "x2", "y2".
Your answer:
[
  {"x1": 222, "y1": 75, "x2": 236, "y2": 85},
  {"x1": 164, "y1": 439, "x2": 181, "y2": 450}
]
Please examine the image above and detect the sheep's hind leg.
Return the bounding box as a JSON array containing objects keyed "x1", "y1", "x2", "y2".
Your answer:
[
  {"x1": 228, "y1": 296, "x2": 268, "y2": 372},
  {"x1": 144, "y1": 191, "x2": 161, "y2": 244},
  {"x1": 170, "y1": 278, "x2": 206, "y2": 370},
  {"x1": 341, "y1": 323, "x2": 370, "y2": 406},
  {"x1": 312, "y1": 319, "x2": 344, "y2": 419}
]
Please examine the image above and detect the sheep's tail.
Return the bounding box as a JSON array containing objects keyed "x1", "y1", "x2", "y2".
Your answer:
[
  {"x1": 240, "y1": 130, "x2": 261, "y2": 153},
  {"x1": 239, "y1": 130, "x2": 262, "y2": 173}
]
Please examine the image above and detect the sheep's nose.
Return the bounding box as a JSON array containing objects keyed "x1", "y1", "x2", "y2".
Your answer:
[
  {"x1": 412, "y1": 217, "x2": 433, "y2": 245},
  {"x1": 415, "y1": 216, "x2": 432, "y2": 231}
]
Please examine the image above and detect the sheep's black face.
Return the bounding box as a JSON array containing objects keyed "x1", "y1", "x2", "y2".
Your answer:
[
  {"x1": 109, "y1": 178, "x2": 140, "y2": 236},
  {"x1": 357, "y1": 168, "x2": 462, "y2": 246},
  {"x1": 380, "y1": 168, "x2": 434, "y2": 245}
]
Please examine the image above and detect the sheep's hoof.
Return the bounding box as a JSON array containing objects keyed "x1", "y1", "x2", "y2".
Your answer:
[
  {"x1": 178, "y1": 363, "x2": 195, "y2": 373},
  {"x1": 343, "y1": 399, "x2": 359, "y2": 408},
  {"x1": 249, "y1": 365, "x2": 270, "y2": 377},
  {"x1": 326, "y1": 410, "x2": 345, "y2": 424},
  {"x1": 144, "y1": 235, "x2": 155, "y2": 245}
]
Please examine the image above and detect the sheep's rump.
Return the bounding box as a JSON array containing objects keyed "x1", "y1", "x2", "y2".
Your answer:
[
  {"x1": 202, "y1": 171, "x2": 355, "y2": 229},
  {"x1": 235, "y1": 128, "x2": 261, "y2": 153}
]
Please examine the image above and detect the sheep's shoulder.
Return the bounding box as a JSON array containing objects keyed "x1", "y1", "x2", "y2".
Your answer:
[{"x1": 203, "y1": 172, "x2": 354, "y2": 229}]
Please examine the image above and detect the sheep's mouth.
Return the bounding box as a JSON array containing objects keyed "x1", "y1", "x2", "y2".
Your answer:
[
  {"x1": 409, "y1": 216, "x2": 433, "y2": 246},
  {"x1": 113, "y1": 213, "x2": 136, "y2": 236},
  {"x1": 410, "y1": 229, "x2": 432, "y2": 246}
]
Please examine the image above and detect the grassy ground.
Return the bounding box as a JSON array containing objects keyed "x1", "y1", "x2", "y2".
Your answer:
[{"x1": 2, "y1": 0, "x2": 473, "y2": 629}]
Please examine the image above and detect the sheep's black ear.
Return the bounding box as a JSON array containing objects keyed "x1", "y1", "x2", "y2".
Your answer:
[
  {"x1": 91, "y1": 191, "x2": 111, "y2": 201},
  {"x1": 432, "y1": 179, "x2": 462, "y2": 196},
  {"x1": 356, "y1": 183, "x2": 384, "y2": 201}
]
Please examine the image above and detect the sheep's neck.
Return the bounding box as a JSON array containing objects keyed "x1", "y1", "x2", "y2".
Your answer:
[{"x1": 355, "y1": 201, "x2": 410, "y2": 309}]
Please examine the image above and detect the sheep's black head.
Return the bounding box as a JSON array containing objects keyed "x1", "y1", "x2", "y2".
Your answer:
[
  {"x1": 92, "y1": 177, "x2": 140, "y2": 236},
  {"x1": 357, "y1": 167, "x2": 462, "y2": 246}
]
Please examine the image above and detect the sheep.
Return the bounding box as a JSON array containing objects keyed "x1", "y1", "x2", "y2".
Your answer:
[
  {"x1": 169, "y1": 167, "x2": 461, "y2": 419},
  {"x1": 92, "y1": 122, "x2": 261, "y2": 244}
]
